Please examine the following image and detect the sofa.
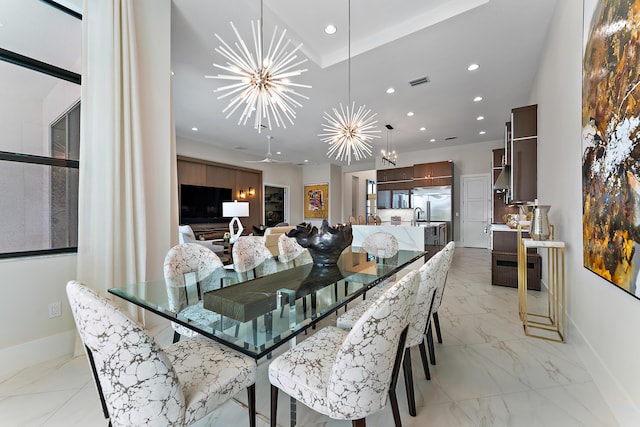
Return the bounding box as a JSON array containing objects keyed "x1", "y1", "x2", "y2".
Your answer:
[{"x1": 263, "y1": 226, "x2": 296, "y2": 256}]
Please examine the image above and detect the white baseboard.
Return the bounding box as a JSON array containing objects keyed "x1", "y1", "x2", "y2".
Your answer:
[
  {"x1": 569, "y1": 316, "x2": 640, "y2": 426},
  {"x1": 0, "y1": 330, "x2": 76, "y2": 377},
  {"x1": 538, "y1": 277, "x2": 639, "y2": 425}
]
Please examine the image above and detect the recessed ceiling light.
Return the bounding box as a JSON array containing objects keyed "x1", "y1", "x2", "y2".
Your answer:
[
  {"x1": 386, "y1": 87, "x2": 395, "y2": 94},
  {"x1": 473, "y1": 96, "x2": 483, "y2": 102},
  {"x1": 420, "y1": 127, "x2": 426, "y2": 131},
  {"x1": 430, "y1": 138, "x2": 436, "y2": 142},
  {"x1": 324, "y1": 24, "x2": 337, "y2": 35},
  {"x1": 467, "y1": 63, "x2": 480, "y2": 71},
  {"x1": 304, "y1": 159, "x2": 309, "y2": 163},
  {"x1": 479, "y1": 130, "x2": 486, "y2": 135},
  {"x1": 476, "y1": 116, "x2": 484, "y2": 121},
  {"x1": 407, "y1": 111, "x2": 414, "y2": 117},
  {"x1": 276, "y1": 151, "x2": 281, "y2": 155},
  {"x1": 191, "y1": 127, "x2": 198, "y2": 131}
]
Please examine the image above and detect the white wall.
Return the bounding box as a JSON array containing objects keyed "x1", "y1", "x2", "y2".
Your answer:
[
  {"x1": 343, "y1": 169, "x2": 377, "y2": 222},
  {"x1": 177, "y1": 137, "x2": 305, "y2": 224},
  {"x1": 0, "y1": 254, "x2": 77, "y2": 376},
  {"x1": 531, "y1": 0, "x2": 640, "y2": 424}
]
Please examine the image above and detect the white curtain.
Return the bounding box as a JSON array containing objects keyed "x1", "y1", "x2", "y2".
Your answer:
[{"x1": 77, "y1": 0, "x2": 177, "y2": 316}]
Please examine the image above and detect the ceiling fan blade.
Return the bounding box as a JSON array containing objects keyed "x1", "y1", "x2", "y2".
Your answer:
[{"x1": 244, "y1": 135, "x2": 290, "y2": 163}]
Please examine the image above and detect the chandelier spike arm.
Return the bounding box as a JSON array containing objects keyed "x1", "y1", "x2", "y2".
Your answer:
[
  {"x1": 251, "y1": 20, "x2": 262, "y2": 68},
  {"x1": 213, "y1": 36, "x2": 255, "y2": 74},
  {"x1": 230, "y1": 21, "x2": 260, "y2": 71},
  {"x1": 266, "y1": 25, "x2": 286, "y2": 65}
]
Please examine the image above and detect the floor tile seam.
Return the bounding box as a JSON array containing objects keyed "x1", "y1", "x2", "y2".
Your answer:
[{"x1": 1, "y1": 384, "x2": 90, "y2": 399}]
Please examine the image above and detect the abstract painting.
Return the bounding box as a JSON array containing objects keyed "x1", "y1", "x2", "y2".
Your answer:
[
  {"x1": 582, "y1": 0, "x2": 640, "y2": 299},
  {"x1": 304, "y1": 183, "x2": 328, "y2": 219}
]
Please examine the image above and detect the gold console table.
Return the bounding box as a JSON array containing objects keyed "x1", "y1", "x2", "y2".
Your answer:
[{"x1": 518, "y1": 233, "x2": 566, "y2": 343}]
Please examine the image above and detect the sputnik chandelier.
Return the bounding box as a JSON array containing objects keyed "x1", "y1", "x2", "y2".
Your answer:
[
  {"x1": 206, "y1": 0, "x2": 311, "y2": 132},
  {"x1": 319, "y1": 0, "x2": 380, "y2": 165}
]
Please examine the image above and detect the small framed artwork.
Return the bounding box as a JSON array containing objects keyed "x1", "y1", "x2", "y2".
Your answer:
[{"x1": 304, "y1": 183, "x2": 328, "y2": 219}]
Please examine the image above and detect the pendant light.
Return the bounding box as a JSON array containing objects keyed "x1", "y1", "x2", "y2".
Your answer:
[
  {"x1": 207, "y1": 0, "x2": 311, "y2": 132},
  {"x1": 319, "y1": 0, "x2": 380, "y2": 165}
]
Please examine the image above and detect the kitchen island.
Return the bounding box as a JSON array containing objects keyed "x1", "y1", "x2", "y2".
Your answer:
[{"x1": 352, "y1": 223, "x2": 447, "y2": 251}]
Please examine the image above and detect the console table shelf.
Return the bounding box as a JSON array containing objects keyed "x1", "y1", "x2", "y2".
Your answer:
[{"x1": 518, "y1": 235, "x2": 566, "y2": 343}]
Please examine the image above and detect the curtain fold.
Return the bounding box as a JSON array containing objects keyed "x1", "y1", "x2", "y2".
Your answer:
[{"x1": 77, "y1": 0, "x2": 176, "y2": 321}]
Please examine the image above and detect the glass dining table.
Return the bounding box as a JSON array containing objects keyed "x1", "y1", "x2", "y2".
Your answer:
[{"x1": 109, "y1": 246, "x2": 427, "y2": 360}]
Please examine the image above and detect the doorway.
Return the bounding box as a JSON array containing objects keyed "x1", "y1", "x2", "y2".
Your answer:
[
  {"x1": 461, "y1": 174, "x2": 491, "y2": 248},
  {"x1": 264, "y1": 185, "x2": 288, "y2": 227}
]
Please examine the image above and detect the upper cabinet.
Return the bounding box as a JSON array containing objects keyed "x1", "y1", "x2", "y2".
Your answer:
[
  {"x1": 509, "y1": 105, "x2": 537, "y2": 202},
  {"x1": 377, "y1": 166, "x2": 413, "y2": 183},
  {"x1": 413, "y1": 160, "x2": 453, "y2": 186}
]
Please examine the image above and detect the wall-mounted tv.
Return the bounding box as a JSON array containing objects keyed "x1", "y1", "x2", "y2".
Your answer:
[{"x1": 179, "y1": 184, "x2": 232, "y2": 224}]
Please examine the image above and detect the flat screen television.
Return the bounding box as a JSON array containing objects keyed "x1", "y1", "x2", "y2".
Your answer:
[{"x1": 179, "y1": 184, "x2": 232, "y2": 224}]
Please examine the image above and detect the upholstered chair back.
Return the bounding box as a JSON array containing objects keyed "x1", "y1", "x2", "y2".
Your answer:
[
  {"x1": 431, "y1": 241, "x2": 455, "y2": 313},
  {"x1": 327, "y1": 269, "x2": 419, "y2": 419},
  {"x1": 66, "y1": 281, "x2": 186, "y2": 426},
  {"x1": 178, "y1": 224, "x2": 196, "y2": 244},
  {"x1": 277, "y1": 233, "x2": 306, "y2": 264},
  {"x1": 362, "y1": 232, "x2": 399, "y2": 258},
  {"x1": 405, "y1": 250, "x2": 444, "y2": 348},
  {"x1": 164, "y1": 243, "x2": 223, "y2": 289},
  {"x1": 164, "y1": 243, "x2": 224, "y2": 339},
  {"x1": 233, "y1": 236, "x2": 276, "y2": 277}
]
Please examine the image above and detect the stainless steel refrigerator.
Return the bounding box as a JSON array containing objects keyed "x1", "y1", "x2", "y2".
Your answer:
[{"x1": 411, "y1": 186, "x2": 452, "y2": 222}]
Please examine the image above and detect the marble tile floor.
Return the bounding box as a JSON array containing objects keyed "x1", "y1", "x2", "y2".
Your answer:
[{"x1": 0, "y1": 248, "x2": 618, "y2": 426}]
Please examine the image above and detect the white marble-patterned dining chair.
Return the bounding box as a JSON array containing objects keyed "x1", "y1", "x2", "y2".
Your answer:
[
  {"x1": 268, "y1": 270, "x2": 420, "y2": 427},
  {"x1": 354, "y1": 232, "x2": 400, "y2": 302},
  {"x1": 277, "y1": 233, "x2": 309, "y2": 267},
  {"x1": 66, "y1": 280, "x2": 257, "y2": 427},
  {"x1": 337, "y1": 249, "x2": 445, "y2": 416},
  {"x1": 427, "y1": 241, "x2": 456, "y2": 364},
  {"x1": 232, "y1": 236, "x2": 277, "y2": 280},
  {"x1": 164, "y1": 243, "x2": 226, "y2": 343},
  {"x1": 362, "y1": 231, "x2": 399, "y2": 258}
]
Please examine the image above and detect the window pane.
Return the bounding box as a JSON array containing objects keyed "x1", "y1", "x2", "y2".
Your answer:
[
  {"x1": 0, "y1": 60, "x2": 80, "y2": 158},
  {"x1": 0, "y1": 161, "x2": 78, "y2": 253},
  {"x1": 0, "y1": 0, "x2": 81, "y2": 73}
]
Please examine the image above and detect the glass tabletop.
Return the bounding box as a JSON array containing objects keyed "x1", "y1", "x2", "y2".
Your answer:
[{"x1": 109, "y1": 247, "x2": 427, "y2": 359}]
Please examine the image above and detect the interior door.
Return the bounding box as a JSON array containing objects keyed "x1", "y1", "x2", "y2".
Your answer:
[{"x1": 461, "y1": 174, "x2": 491, "y2": 248}]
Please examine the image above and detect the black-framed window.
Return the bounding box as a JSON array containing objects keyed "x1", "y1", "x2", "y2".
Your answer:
[{"x1": 0, "y1": 1, "x2": 81, "y2": 258}]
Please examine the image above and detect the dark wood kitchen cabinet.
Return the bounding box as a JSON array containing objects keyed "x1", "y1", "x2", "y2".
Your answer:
[{"x1": 509, "y1": 105, "x2": 537, "y2": 203}]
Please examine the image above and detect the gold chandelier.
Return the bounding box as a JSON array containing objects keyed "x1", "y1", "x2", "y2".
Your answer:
[
  {"x1": 206, "y1": 0, "x2": 311, "y2": 132},
  {"x1": 319, "y1": 0, "x2": 380, "y2": 165}
]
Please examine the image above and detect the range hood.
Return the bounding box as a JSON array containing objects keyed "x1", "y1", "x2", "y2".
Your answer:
[{"x1": 494, "y1": 165, "x2": 510, "y2": 190}]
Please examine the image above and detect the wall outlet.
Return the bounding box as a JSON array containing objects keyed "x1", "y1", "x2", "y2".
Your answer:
[{"x1": 48, "y1": 301, "x2": 61, "y2": 318}]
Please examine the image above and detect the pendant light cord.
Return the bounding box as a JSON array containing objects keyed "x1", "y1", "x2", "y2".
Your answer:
[
  {"x1": 260, "y1": 0, "x2": 264, "y2": 67},
  {"x1": 348, "y1": 0, "x2": 351, "y2": 105}
]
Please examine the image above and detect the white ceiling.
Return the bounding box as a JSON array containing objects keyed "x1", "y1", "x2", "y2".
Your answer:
[{"x1": 171, "y1": 0, "x2": 558, "y2": 168}]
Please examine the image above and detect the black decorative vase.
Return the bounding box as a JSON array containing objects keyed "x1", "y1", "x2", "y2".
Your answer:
[{"x1": 286, "y1": 220, "x2": 353, "y2": 266}]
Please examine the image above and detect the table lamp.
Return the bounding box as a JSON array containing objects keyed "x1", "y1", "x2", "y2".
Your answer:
[{"x1": 222, "y1": 200, "x2": 249, "y2": 244}]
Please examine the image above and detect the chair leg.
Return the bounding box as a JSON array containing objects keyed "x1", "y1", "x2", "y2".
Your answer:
[
  {"x1": 402, "y1": 348, "x2": 417, "y2": 416},
  {"x1": 418, "y1": 340, "x2": 431, "y2": 380},
  {"x1": 86, "y1": 346, "x2": 110, "y2": 421},
  {"x1": 426, "y1": 323, "x2": 436, "y2": 365},
  {"x1": 247, "y1": 384, "x2": 256, "y2": 427},
  {"x1": 352, "y1": 419, "x2": 366, "y2": 427},
  {"x1": 270, "y1": 385, "x2": 278, "y2": 427},
  {"x1": 172, "y1": 331, "x2": 181, "y2": 344},
  {"x1": 388, "y1": 327, "x2": 408, "y2": 427},
  {"x1": 433, "y1": 312, "x2": 443, "y2": 343}
]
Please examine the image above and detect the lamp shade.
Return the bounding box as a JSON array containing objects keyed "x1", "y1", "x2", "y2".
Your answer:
[{"x1": 223, "y1": 201, "x2": 249, "y2": 217}]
